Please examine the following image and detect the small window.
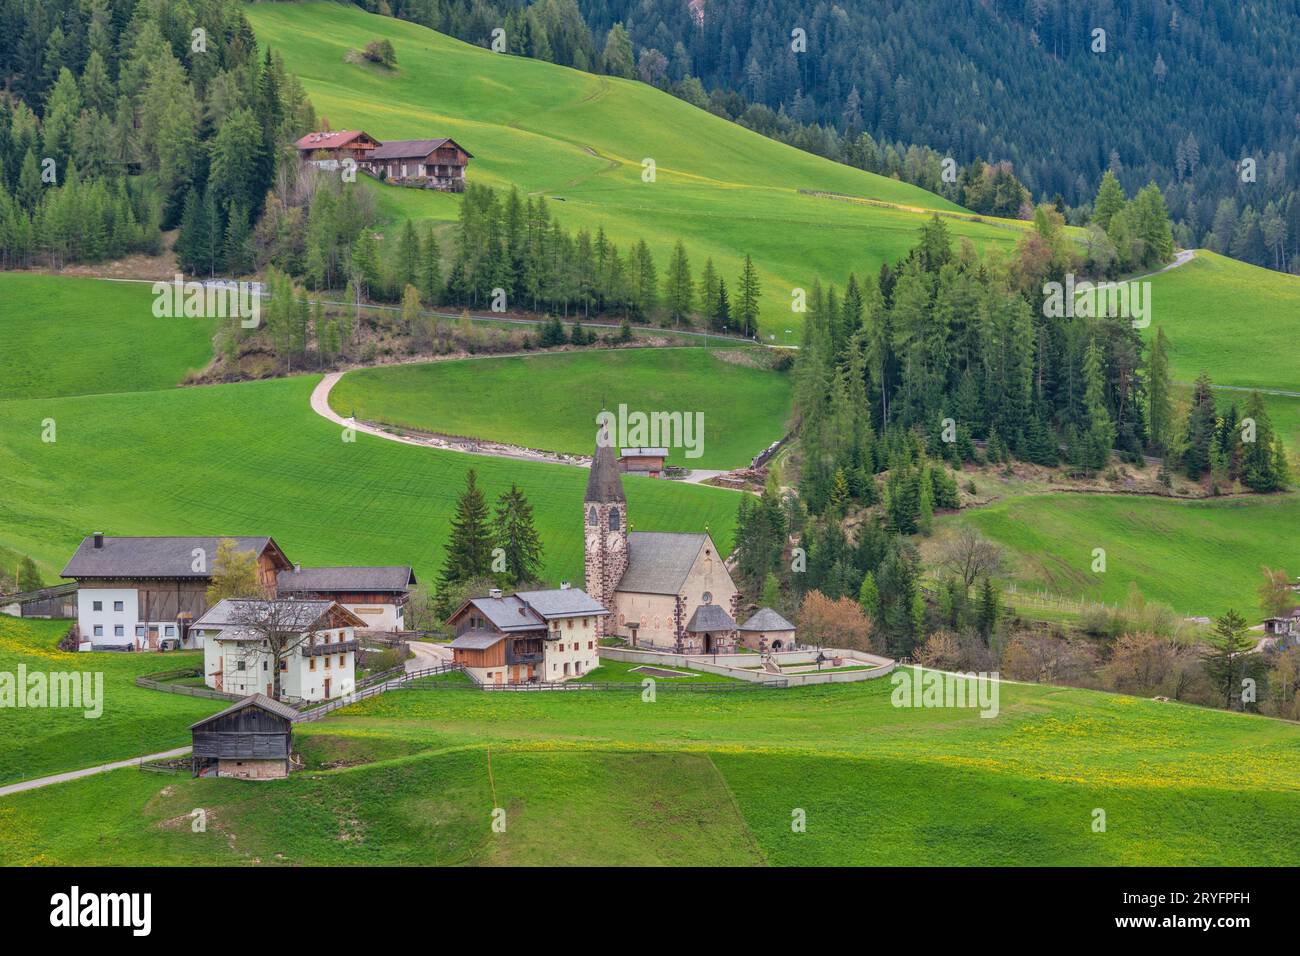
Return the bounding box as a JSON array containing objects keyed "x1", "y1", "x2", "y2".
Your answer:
[
  {"x1": 567, "y1": 619, "x2": 574, "y2": 629},
  {"x1": 93, "y1": 625, "x2": 103, "y2": 636},
  {"x1": 164, "y1": 625, "x2": 175, "y2": 637},
  {"x1": 588, "y1": 641, "x2": 594, "y2": 650},
  {"x1": 135, "y1": 626, "x2": 145, "y2": 637},
  {"x1": 588, "y1": 506, "x2": 598, "y2": 526},
  {"x1": 339, "y1": 655, "x2": 346, "y2": 667},
  {"x1": 608, "y1": 509, "x2": 620, "y2": 531},
  {"x1": 113, "y1": 601, "x2": 124, "y2": 612},
  {"x1": 702, "y1": 591, "x2": 713, "y2": 604},
  {"x1": 309, "y1": 658, "x2": 316, "y2": 671},
  {"x1": 236, "y1": 660, "x2": 246, "y2": 671},
  {"x1": 262, "y1": 661, "x2": 268, "y2": 671},
  {"x1": 92, "y1": 601, "x2": 102, "y2": 611},
  {"x1": 114, "y1": 625, "x2": 124, "y2": 637}
]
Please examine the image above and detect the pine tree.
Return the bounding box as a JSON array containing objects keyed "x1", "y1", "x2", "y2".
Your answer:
[
  {"x1": 493, "y1": 483, "x2": 544, "y2": 585},
  {"x1": 1093, "y1": 170, "x2": 1125, "y2": 230},
  {"x1": 1147, "y1": 326, "x2": 1173, "y2": 454},
  {"x1": 736, "y1": 253, "x2": 761, "y2": 338},
  {"x1": 664, "y1": 239, "x2": 693, "y2": 327},
  {"x1": 1183, "y1": 372, "x2": 1217, "y2": 479},
  {"x1": 438, "y1": 469, "x2": 494, "y2": 612},
  {"x1": 1080, "y1": 338, "x2": 1115, "y2": 472}
]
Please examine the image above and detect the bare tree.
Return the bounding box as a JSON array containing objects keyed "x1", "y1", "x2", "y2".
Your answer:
[
  {"x1": 227, "y1": 600, "x2": 328, "y2": 700},
  {"x1": 936, "y1": 527, "x2": 1007, "y2": 591}
]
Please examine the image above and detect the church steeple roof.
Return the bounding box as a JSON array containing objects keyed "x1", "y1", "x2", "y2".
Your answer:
[{"x1": 586, "y1": 435, "x2": 625, "y2": 503}]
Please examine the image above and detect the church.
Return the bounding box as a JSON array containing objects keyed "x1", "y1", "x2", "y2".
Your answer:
[{"x1": 583, "y1": 439, "x2": 739, "y2": 653}]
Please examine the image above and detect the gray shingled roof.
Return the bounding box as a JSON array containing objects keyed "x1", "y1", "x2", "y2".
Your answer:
[
  {"x1": 62, "y1": 536, "x2": 282, "y2": 579},
  {"x1": 586, "y1": 437, "x2": 626, "y2": 503},
  {"x1": 617, "y1": 532, "x2": 708, "y2": 594},
  {"x1": 739, "y1": 607, "x2": 795, "y2": 632},
  {"x1": 369, "y1": 138, "x2": 468, "y2": 160},
  {"x1": 516, "y1": 588, "x2": 607, "y2": 618},
  {"x1": 463, "y1": 595, "x2": 547, "y2": 632},
  {"x1": 277, "y1": 566, "x2": 415, "y2": 593},
  {"x1": 686, "y1": 602, "x2": 736, "y2": 633},
  {"x1": 449, "y1": 631, "x2": 508, "y2": 650},
  {"x1": 190, "y1": 692, "x2": 301, "y2": 729}
]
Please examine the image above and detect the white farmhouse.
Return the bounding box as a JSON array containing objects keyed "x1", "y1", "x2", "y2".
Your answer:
[{"x1": 194, "y1": 599, "x2": 364, "y2": 703}]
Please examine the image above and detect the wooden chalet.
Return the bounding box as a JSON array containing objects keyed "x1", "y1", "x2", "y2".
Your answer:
[
  {"x1": 190, "y1": 693, "x2": 298, "y2": 780},
  {"x1": 446, "y1": 587, "x2": 606, "y2": 684},
  {"x1": 618, "y1": 447, "x2": 668, "y2": 477},
  {"x1": 362, "y1": 138, "x2": 472, "y2": 192},
  {"x1": 294, "y1": 129, "x2": 380, "y2": 169}
]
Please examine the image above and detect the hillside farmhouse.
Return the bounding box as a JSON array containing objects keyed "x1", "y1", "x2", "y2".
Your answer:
[
  {"x1": 194, "y1": 599, "x2": 364, "y2": 702},
  {"x1": 447, "y1": 586, "x2": 607, "y2": 684},
  {"x1": 276, "y1": 565, "x2": 416, "y2": 631},
  {"x1": 1263, "y1": 607, "x2": 1300, "y2": 638},
  {"x1": 62, "y1": 534, "x2": 291, "y2": 650},
  {"x1": 584, "y1": 439, "x2": 740, "y2": 653},
  {"x1": 363, "y1": 138, "x2": 472, "y2": 192},
  {"x1": 294, "y1": 129, "x2": 380, "y2": 169},
  {"x1": 190, "y1": 694, "x2": 297, "y2": 780}
]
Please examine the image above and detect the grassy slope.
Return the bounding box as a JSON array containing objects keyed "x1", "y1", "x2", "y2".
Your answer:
[
  {"x1": 328, "y1": 348, "x2": 793, "y2": 468},
  {"x1": 946, "y1": 491, "x2": 1300, "y2": 616},
  {"x1": 245, "y1": 2, "x2": 1030, "y2": 338},
  {"x1": 3, "y1": 674, "x2": 1297, "y2": 865},
  {"x1": 1145, "y1": 251, "x2": 1300, "y2": 393},
  {"x1": 0, "y1": 274, "x2": 217, "y2": 401},
  {"x1": 0, "y1": 618, "x2": 222, "y2": 785},
  {"x1": 0, "y1": 375, "x2": 741, "y2": 586}
]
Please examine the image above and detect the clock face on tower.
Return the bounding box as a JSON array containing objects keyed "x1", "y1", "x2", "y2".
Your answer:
[
  {"x1": 606, "y1": 531, "x2": 623, "y2": 550},
  {"x1": 586, "y1": 532, "x2": 600, "y2": 553}
]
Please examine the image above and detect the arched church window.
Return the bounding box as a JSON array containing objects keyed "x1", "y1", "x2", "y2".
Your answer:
[
  {"x1": 588, "y1": 506, "x2": 598, "y2": 526},
  {"x1": 609, "y1": 508, "x2": 620, "y2": 531}
]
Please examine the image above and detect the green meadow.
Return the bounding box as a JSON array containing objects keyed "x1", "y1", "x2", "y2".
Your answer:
[
  {"x1": 245, "y1": 2, "x2": 1031, "y2": 338},
  {"x1": 0, "y1": 618, "x2": 221, "y2": 786},
  {"x1": 0, "y1": 274, "x2": 218, "y2": 401},
  {"x1": 945, "y1": 490, "x2": 1300, "y2": 617},
  {"x1": 2, "y1": 663, "x2": 1297, "y2": 865},
  {"x1": 0, "y1": 374, "x2": 742, "y2": 586},
  {"x1": 328, "y1": 348, "x2": 793, "y2": 468}
]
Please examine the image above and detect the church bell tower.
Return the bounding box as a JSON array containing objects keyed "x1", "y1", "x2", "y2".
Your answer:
[{"x1": 584, "y1": 435, "x2": 628, "y2": 618}]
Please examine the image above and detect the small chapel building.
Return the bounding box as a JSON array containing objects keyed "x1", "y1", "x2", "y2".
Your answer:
[{"x1": 583, "y1": 439, "x2": 739, "y2": 653}]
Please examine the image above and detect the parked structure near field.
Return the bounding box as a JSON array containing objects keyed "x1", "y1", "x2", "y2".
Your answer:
[
  {"x1": 447, "y1": 585, "x2": 607, "y2": 684},
  {"x1": 584, "y1": 437, "x2": 741, "y2": 652},
  {"x1": 190, "y1": 694, "x2": 297, "y2": 779},
  {"x1": 294, "y1": 129, "x2": 380, "y2": 169},
  {"x1": 61, "y1": 534, "x2": 292, "y2": 651},
  {"x1": 276, "y1": 565, "x2": 416, "y2": 632},
  {"x1": 362, "y1": 138, "x2": 472, "y2": 192},
  {"x1": 194, "y1": 599, "x2": 364, "y2": 702}
]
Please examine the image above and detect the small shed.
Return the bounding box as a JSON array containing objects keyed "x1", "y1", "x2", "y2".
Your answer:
[
  {"x1": 190, "y1": 694, "x2": 297, "y2": 780},
  {"x1": 618, "y1": 447, "x2": 668, "y2": 477},
  {"x1": 737, "y1": 607, "x2": 796, "y2": 652}
]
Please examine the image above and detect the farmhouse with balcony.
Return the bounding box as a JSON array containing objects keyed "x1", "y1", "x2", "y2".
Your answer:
[
  {"x1": 190, "y1": 694, "x2": 298, "y2": 780},
  {"x1": 362, "y1": 138, "x2": 472, "y2": 192},
  {"x1": 294, "y1": 129, "x2": 380, "y2": 169},
  {"x1": 583, "y1": 439, "x2": 740, "y2": 653},
  {"x1": 447, "y1": 586, "x2": 607, "y2": 684},
  {"x1": 61, "y1": 534, "x2": 292, "y2": 651},
  {"x1": 276, "y1": 565, "x2": 416, "y2": 632},
  {"x1": 193, "y1": 599, "x2": 364, "y2": 702}
]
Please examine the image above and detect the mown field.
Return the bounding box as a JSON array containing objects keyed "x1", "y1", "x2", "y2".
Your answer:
[
  {"x1": 2, "y1": 662, "x2": 1297, "y2": 865},
  {"x1": 328, "y1": 348, "x2": 793, "y2": 468},
  {"x1": 0, "y1": 374, "x2": 742, "y2": 587},
  {"x1": 1144, "y1": 251, "x2": 1300, "y2": 393},
  {"x1": 0, "y1": 618, "x2": 221, "y2": 786},
  {"x1": 945, "y1": 490, "x2": 1300, "y2": 617},
  {"x1": 0, "y1": 274, "x2": 218, "y2": 401},
  {"x1": 244, "y1": 2, "x2": 1034, "y2": 338}
]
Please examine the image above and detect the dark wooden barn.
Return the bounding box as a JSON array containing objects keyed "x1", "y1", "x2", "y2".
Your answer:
[{"x1": 190, "y1": 694, "x2": 298, "y2": 780}]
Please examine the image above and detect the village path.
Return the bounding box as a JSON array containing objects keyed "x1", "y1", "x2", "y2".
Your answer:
[
  {"x1": 0, "y1": 746, "x2": 192, "y2": 798},
  {"x1": 308, "y1": 372, "x2": 735, "y2": 486},
  {"x1": 406, "y1": 639, "x2": 452, "y2": 670}
]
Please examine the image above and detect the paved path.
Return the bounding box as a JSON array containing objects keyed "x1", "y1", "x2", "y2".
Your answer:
[
  {"x1": 0, "y1": 746, "x2": 192, "y2": 798},
  {"x1": 309, "y1": 372, "x2": 739, "y2": 485},
  {"x1": 406, "y1": 640, "x2": 452, "y2": 671}
]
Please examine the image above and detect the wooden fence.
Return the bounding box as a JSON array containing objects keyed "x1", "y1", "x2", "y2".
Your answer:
[{"x1": 134, "y1": 667, "x2": 243, "y2": 703}]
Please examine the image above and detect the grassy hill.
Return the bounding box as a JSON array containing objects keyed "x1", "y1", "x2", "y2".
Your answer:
[
  {"x1": 1144, "y1": 251, "x2": 1300, "y2": 393},
  {"x1": 328, "y1": 348, "x2": 793, "y2": 468},
  {"x1": 244, "y1": 2, "x2": 1032, "y2": 338},
  {"x1": 0, "y1": 374, "x2": 741, "y2": 585},
  {"x1": 943, "y1": 491, "x2": 1300, "y2": 617},
  {"x1": 0, "y1": 274, "x2": 217, "y2": 401},
  {"x1": 3, "y1": 662, "x2": 1297, "y2": 865}
]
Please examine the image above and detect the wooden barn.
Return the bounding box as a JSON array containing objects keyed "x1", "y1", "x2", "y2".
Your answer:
[
  {"x1": 294, "y1": 129, "x2": 380, "y2": 169},
  {"x1": 362, "y1": 138, "x2": 472, "y2": 192},
  {"x1": 190, "y1": 694, "x2": 298, "y2": 780}
]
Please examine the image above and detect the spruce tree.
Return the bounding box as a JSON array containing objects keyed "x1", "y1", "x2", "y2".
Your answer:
[
  {"x1": 437, "y1": 469, "x2": 494, "y2": 614},
  {"x1": 493, "y1": 483, "x2": 544, "y2": 585}
]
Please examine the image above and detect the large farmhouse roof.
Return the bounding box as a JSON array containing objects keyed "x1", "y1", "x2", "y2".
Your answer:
[
  {"x1": 277, "y1": 566, "x2": 415, "y2": 594},
  {"x1": 516, "y1": 588, "x2": 607, "y2": 619},
  {"x1": 62, "y1": 535, "x2": 288, "y2": 580},
  {"x1": 368, "y1": 137, "x2": 472, "y2": 160},
  {"x1": 739, "y1": 607, "x2": 795, "y2": 632},
  {"x1": 294, "y1": 130, "x2": 375, "y2": 151},
  {"x1": 685, "y1": 602, "x2": 736, "y2": 633},
  {"x1": 190, "y1": 693, "x2": 300, "y2": 729},
  {"x1": 618, "y1": 532, "x2": 710, "y2": 595},
  {"x1": 458, "y1": 594, "x2": 547, "y2": 632},
  {"x1": 193, "y1": 599, "x2": 365, "y2": 637}
]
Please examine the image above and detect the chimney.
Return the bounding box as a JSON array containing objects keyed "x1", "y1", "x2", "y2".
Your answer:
[
  {"x1": 488, "y1": 587, "x2": 502, "y2": 599},
  {"x1": 294, "y1": 563, "x2": 301, "y2": 573},
  {"x1": 92, "y1": 532, "x2": 104, "y2": 549},
  {"x1": 560, "y1": 581, "x2": 571, "y2": 590}
]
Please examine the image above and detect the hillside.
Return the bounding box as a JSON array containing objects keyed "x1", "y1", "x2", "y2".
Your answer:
[{"x1": 244, "y1": 2, "x2": 1033, "y2": 337}]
